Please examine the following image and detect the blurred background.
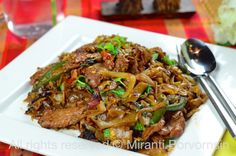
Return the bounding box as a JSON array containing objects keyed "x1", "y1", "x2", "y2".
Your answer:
[
  {"x1": 1, "y1": 0, "x2": 235, "y2": 69},
  {"x1": 0, "y1": 0, "x2": 236, "y2": 156}
]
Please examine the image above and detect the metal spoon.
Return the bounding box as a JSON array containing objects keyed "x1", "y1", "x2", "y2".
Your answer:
[{"x1": 178, "y1": 38, "x2": 236, "y2": 138}]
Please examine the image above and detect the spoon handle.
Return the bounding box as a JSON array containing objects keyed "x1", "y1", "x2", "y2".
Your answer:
[
  {"x1": 199, "y1": 76, "x2": 236, "y2": 138},
  {"x1": 207, "y1": 75, "x2": 236, "y2": 118}
]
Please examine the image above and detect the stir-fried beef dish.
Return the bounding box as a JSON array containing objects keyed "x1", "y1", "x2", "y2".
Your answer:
[{"x1": 25, "y1": 35, "x2": 207, "y2": 155}]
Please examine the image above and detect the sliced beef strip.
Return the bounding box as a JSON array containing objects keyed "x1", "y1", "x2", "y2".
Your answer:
[
  {"x1": 65, "y1": 88, "x2": 92, "y2": 107},
  {"x1": 142, "y1": 119, "x2": 165, "y2": 140},
  {"x1": 83, "y1": 63, "x2": 106, "y2": 88},
  {"x1": 38, "y1": 107, "x2": 85, "y2": 129},
  {"x1": 101, "y1": 51, "x2": 115, "y2": 70},
  {"x1": 128, "y1": 45, "x2": 151, "y2": 74},
  {"x1": 75, "y1": 43, "x2": 102, "y2": 64},
  {"x1": 76, "y1": 43, "x2": 98, "y2": 53},
  {"x1": 77, "y1": 52, "x2": 101, "y2": 62},
  {"x1": 59, "y1": 52, "x2": 78, "y2": 62},
  {"x1": 158, "y1": 111, "x2": 185, "y2": 137},
  {"x1": 113, "y1": 54, "x2": 129, "y2": 72},
  {"x1": 109, "y1": 127, "x2": 133, "y2": 149}
]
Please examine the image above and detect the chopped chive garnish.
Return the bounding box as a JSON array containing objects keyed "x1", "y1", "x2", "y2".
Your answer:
[
  {"x1": 111, "y1": 88, "x2": 125, "y2": 97},
  {"x1": 59, "y1": 82, "x2": 64, "y2": 91},
  {"x1": 103, "y1": 129, "x2": 110, "y2": 138},
  {"x1": 114, "y1": 77, "x2": 126, "y2": 87},
  {"x1": 152, "y1": 53, "x2": 159, "y2": 61},
  {"x1": 134, "y1": 122, "x2": 145, "y2": 131},
  {"x1": 76, "y1": 75, "x2": 94, "y2": 93}
]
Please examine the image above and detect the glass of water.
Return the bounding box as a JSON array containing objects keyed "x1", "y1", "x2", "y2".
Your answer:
[{"x1": 2, "y1": 0, "x2": 65, "y2": 39}]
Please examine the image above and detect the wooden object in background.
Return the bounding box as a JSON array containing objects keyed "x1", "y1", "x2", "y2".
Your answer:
[
  {"x1": 117, "y1": 0, "x2": 143, "y2": 15},
  {"x1": 153, "y1": 0, "x2": 180, "y2": 12},
  {"x1": 101, "y1": 0, "x2": 196, "y2": 20}
]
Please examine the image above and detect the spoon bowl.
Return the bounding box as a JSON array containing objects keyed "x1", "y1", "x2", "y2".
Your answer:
[{"x1": 181, "y1": 38, "x2": 216, "y2": 75}]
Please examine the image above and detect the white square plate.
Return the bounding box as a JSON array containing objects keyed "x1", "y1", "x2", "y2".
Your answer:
[{"x1": 1, "y1": 16, "x2": 236, "y2": 156}]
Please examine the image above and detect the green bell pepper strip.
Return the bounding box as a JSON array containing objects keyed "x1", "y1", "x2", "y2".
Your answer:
[
  {"x1": 162, "y1": 55, "x2": 177, "y2": 66},
  {"x1": 150, "y1": 108, "x2": 166, "y2": 125},
  {"x1": 38, "y1": 61, "x2": 65, "y2": 82},
  {"x1": 166, "y1": 97, "x2": 187, "y2": 111},
  {"x1": 33, "y1": 62, "x2": 65, "y2": 91},
  {"x1": 33, "y1": 61, "x2": 66, "y2": 91},
  {"x1": 33, "y1": 73, "x2": 63, "y2": 91},
  {"x1": 150, "y1": 97, "x2": 187, "y2": 124}
]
